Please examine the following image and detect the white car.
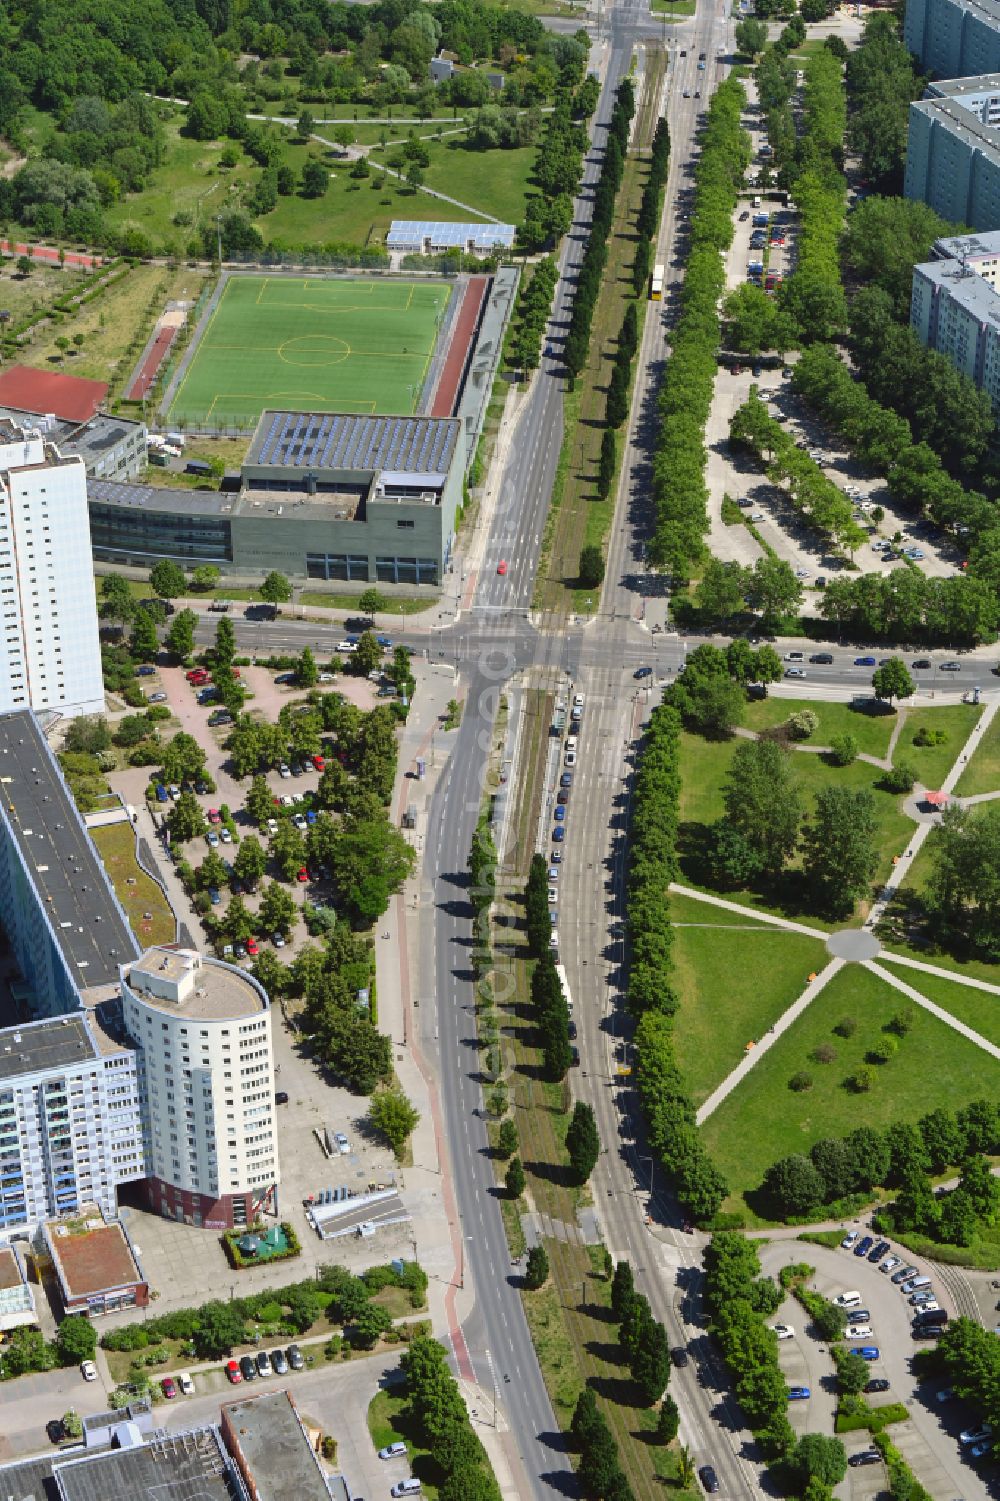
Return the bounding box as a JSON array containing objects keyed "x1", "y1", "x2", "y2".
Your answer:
[
  {"x1": 336, "y1": 640, "x2": 357, "y2": 654},
  {"x1": 845, "y1": 1324, "x2": 874, "y2": 1339},
  {"x1": 749, "y1": 512, "x2": 765, "y2": 522},
  {"x1": 841, "y1": 1230, "x2": 859, "y2": 1249},
  {"x1": 81, "y1": 1360, "x2": 98, "y2": 1382},
  {"x1": 178, "y1": 1372, "x2": 195, "y2": 1396},
  {"x1": 219, "y1": 827, "x2": 232, "y2": 844},
  {"x1": 564, "y1": 750, "x2": 577, "y2": 768},
  {"x1": 292, "y1": 814, "x2": 307, "y2": 830},
  {"x1": 267, "y1": 818, "x2": 279, "y2": 833},
  {"x1": 769, "y1": 1323, "x2": 795, "y2": 1340},
  {"x1": 334, "y1": 1131, "x2": 350, "y2": 1155},
  {"x1": 272, "y1": 932, "x2": 286, "y2": 948},
  {"x1": 880, "y1": 1256, "x2": 901, "y2": 1274},
  {"x1": 784, "y1": 651, "x2": 804, "y2": 662},
  {"x1": 280, "y1": 794, "x2": 294, "y2": 807},
  {"x1": 279, "y1": 763, "x2": 291, "y2": 778},
  {"x1": 548, "y1": 887, "x2": 558, "y2": 902}
]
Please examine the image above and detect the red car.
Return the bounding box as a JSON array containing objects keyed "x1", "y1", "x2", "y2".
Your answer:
[
  {"x1": 312, "y1": 754, "x2": 325, "y2": 771},
  {"x1": 226, "y1": 1360, "x2": 242, "y2": 1384},
  {"x1": 207, "y1": 808, "x2": 222, "y2": 824},
  {"x1": 186, "y1": 668, "x2": 208, "y2": 685},
  {"x1": 246, "y1": 937, "x2": 259, "y2": 957},
  {"x1": 296, "y1": 867, "x2": 309, "y2": 882},
  {"x1": 161, "y1": 1376, "x2": 178, "y2": 1399},
  {"x1": 497, "y1": 560, "x2": 507, "y2": 576}
]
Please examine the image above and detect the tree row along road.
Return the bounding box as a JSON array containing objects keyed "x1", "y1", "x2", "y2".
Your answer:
[{"x1": 419, "y1": 39, "x2": 634, "y2": 1501}]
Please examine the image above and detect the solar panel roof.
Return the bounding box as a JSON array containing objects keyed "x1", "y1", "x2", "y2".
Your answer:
[
  {"x1": 387, "y1": 220, "x2": 516, "y2": 249},
  {"x1": 248, "y1": 412, "x2": 459, "y2": 475}
]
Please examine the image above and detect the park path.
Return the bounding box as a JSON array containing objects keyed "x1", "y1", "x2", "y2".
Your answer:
[
  {"x1": 311, "y1": 129, "x2": 500, "y2": 223},
  {"x1": 688, "y1": 696, "x2": 1000, "y2": 1122}
]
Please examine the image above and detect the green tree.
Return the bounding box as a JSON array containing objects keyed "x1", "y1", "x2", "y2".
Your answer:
[
  {"x1": 735, "y1": 16, "x2": 768, "y2": 54},
  {"x1": 523, "y1": 852, "x2": 551, "y2": 957},
  {"x1": 352, "y1": 631, "x2": 382, "y2": 677},
  {"x1": 872, "y1": 657, "x2": 914, "y2": 706},
  {"x1": 192, "y1": 1300, "x2": 245, "y2": 1358},
  {"x1": 213, "y1": 615, "x2": 235, "y2": 670},
  {"x1": 656, "y1": 1394, "x2": 680, "y2": 1443},
  {"x1": 828, "y1": 732, "x2": 858, "y2": 766},
  {"x1": 837, "y1": 1350, "x2": 870, "y2": 1396},
  {"x1": 597, "y1": 427, "x2": 616, "y2": 500},
  {"x1": 789, "y1": 1434, "x2": 847, "y2": 1491},
  {"x1": 524, "y1": 1244, "x2": 549, "y2": 1290},
  {"x1": 260, "y1": 570, "x2": 291, "y2": 604},
  {"x1": 505, "y1": 1156, "x2": 525, "y2": 1198},
  {"x1": 297, "y1": 108, "x2": 315, "y2": 139},
  {"x1": 191, "y1": 564, "x2": 221, "y2": 592},
  {"x1": 301, "y1": 157, "x2": 328, "y2": 196},
  {"x1": 129, "y1": 608, "x2": 159, "y2": 662},
  {"x1": 271, "y1": 820, "x2": 307, "y2": 881},
  {"x1": 149, "y1": 559, "x2": 186, "y2": 598},
  {"x1": 697, "y1": 558, "x2": 748, "y2": 623},
  {"x1": 246, "y1": 775, "x2": 275, "y2": 827},
  {"x1": 55, "y1": 1314, "x2": 97, "y2": 1366},
  {"x1": 925, "y1": 804, "x2": 1000, "y2": 958},
  {"x1": 745, "y1": 555, "x2": 803, "y2": 624},
  {"x1": 578, "y1": 544, "x2": 605, "y2": 590},
  {"x1": 232, "y1": 835, "x2": 267, "y2": 890},
  {"x1": 630, "y1": 1315, "x2": 671, "y2": 1405},
  {"x1": 803, "y1": 786, "x2": 878, "y2": 916},
  {"x1": 329, "y1": 815, "x2": 416, "y2": 926},
  {"x1": 611, "y1": 1261, "x2": 636, "y2": 1323},
  {"x1": 166, "y1": 608, "x2": 197, "y2": 659},
  {"x1": 168, "y1": 790, "x2": 205, "y2": 844},
  {"x1": 258, "y1": 880, "x2": 297, "y2": 935},
  {"x1": 298, "y1": 646, "x2": 318, "y2": 687},
  {"x1": 346, "y1": 1301, "x2": 392, "y2": 1349},
  {"x1": 497, "y1": 1119, "x2": 518, "y2": 1159},
  {"x1": 369, "y1": 1087, "x2": 419, "y2": 1158},
  {"x1": 722, "y1": 738, "x2": 800, "y2": 876},
  {"x1": 16, "y1": 254, "x2": 31, "y2": 277},
  {"x1": 358, "y1": 587, "x2": 384, "y2": 620},
  {"x1": 196, "y1": 850, "x2": 229, "y2": 892},
  {"x1": 565, "y1": 1100, "x2": 600, "y2": 1186},
  {"x1": 763, "y1": 1153, "x2": 825, "y2": 1215},
  {"x1": 2, "y1": 1325, "x2": 55, "y2": 1376}
]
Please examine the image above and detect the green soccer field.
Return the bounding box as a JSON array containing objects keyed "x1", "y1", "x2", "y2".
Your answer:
[{"x1": 166, "y1": 274, "x2": 452, "y2": 429}]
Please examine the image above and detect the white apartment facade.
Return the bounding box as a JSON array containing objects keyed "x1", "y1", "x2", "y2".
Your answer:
[
  {"x1": 911, "y1": 228, "x2": 1000, "y2": 414},
  {"x1": 0, "y1": 422, "x2": 104, "y2": 718},
  {"x1": 120, "y1": 947, "x2": 279, "y2": 1230},
  {"x1": 0, "y1": 1014, "x2": 145, "y2": 1235}
]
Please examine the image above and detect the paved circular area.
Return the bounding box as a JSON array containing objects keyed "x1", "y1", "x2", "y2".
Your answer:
[{"x1": 827, "y1": 927, "x2": 881, "y2": 961}]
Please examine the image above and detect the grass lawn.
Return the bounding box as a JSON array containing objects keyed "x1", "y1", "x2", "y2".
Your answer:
[
  {"x1": 21, "y1": 264, "x2": 208, "y2": 388},
  {"x1": 297, "y1": 589, "x2": 437, "y2": 613},
  {"x1": 167, "y1": 273, "x2": 451, "y2": 427},
  {"x1": 670, "y1": 892, "x2": 829, "y2": 1106},
  {"x1": 371, "y1": 137, "x2": 536, "y2": 225},
  {"x1": 0, "y1": 259, "x2": 93, "y2": 326},
  {"x1": 743, "y1": 697, "x2": 896, "y2": 760},
  {"x1": 366, "y1": 1390, "x2": 439, "y2": 1498},
  {"x1": 90, "y1": 821, "x2": 176, "y2": 948},
  {"x1": 700, "y1": 964, "x2": 1000, "y2": 1218},
  {"x1": 650, "y1": 0, "x2": 697, "y2": 12},
  {"x1": 896, "y1": 704, "x2": 981, "y2": 789},
  {"x1": 954, "y1": 707, "x2": 1000, "y2": 796},
  {"x1": 885, "y1": 965, "x2": 1000, "y2": 1046}
]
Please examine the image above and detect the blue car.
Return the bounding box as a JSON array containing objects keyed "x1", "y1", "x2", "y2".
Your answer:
[
  {"x1": 854, "y1": 1235, "x2": 874, "y2": 1257},
  {"x1": 787, "y1": 1386, "x2": 811, "y2": 1401},
  {"x1": 552, "y1": 826, "x2": 565, "y2": 843},
  {"x1": 854, "y1": 656, "x2": 876, "y2": 667},
  {"x1": 306, "y1": 809, "x2": 318, "y2": 825},
  {"x1": 155, "y1": 783, "x2": 169, "y2": 803},
  {"x1": 376, "y1": 635, "x2": 392, "y2": 648},
  {"x1": 553, "y1": 806, "x2": 566, "y2": 822},
  {"x1": 852, "y1": 1346, "x2": 880, "y2": 1361},
  {"x1": 209, "y1": 888, "x2": 221, "y2": 906}
]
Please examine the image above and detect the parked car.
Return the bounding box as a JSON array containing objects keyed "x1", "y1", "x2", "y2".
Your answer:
[
  {"x1": 287, "y1": 1344, "x2": 305, "y2": 1370},
  {"x1": 854, "y1": 1235, "x2": 874, "y2": 1257},
  {"x1": 161, "y1": 1377, "x2": 178, "y2": 1399},
  {"x1": 840, "y1": 1230, "x2": 859, "y2": 1249},
  {"x1": 868, "y1": 1240, "x2": 890, "y2": 1263},
  {"x1": 270, "y1": 1348, "x2": 288, "y2": 1375},
  {"x1": 334, "y1": 1131, "x2": 350, "y2": 1154},
  {"x1": 226, "y1": 1360, "x2": 242, "y2": 1383},
  {"x1": 81, "y1": 1361, "x2": 98, "y2": 1383},
  {"x1": 379, "y1": 1443, "x2": 408, "y2": 1461},
  {"x1": 769, "y1": 1324, "x2": 794, "y2": 1340},
  {"x1": 787, "y1": 1386, "x2": 811, "y2": 1401},
  {"x1": 851, "y1": 1346, "x2": 880, "y2": 1361},
  {"x1": 854, "y1": 656, "x2": 877, "y2": 667},
  {"x1": 845, "y1": 1325, "x2": 874, "y2": 1340},
  {"x1": 864, "y1": 1378, "x2": 890, "y2": 1393},
  {"x1": 46, "y1": 1419, "x2": 66, "y2": 1444},
  {"x1": 960, "y1": 1424, "x2": 994, "y2": 1447},
  {"x1": 880, "y1": 1256, "x2": 901, "y2": 1274},
  {"x1": 810, "y1": 653, "x2": 834, "y2": 665},
  {"x1": 239, "y1": 1355, "x2": 257, "y2": 1382},
  {"x1": 177, "y1": 1372, "x2": 195, "y2": 1395},
  {"x1": 848, "y1": 1450, "x2": 880, "y2": 1468}
]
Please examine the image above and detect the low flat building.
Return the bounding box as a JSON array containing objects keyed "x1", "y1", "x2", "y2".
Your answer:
[
  {"x1": 387, "y1": 219, "x2": 516, "y2": 255},
  {"x1": 911, "y1": 229, "x2": 1000, "y2": 413},
  {"x1": 0, "y1": 1242, "x2": 35, "y2": 1330},
  {"x1": 220, "y1": 1389, "x2": 334, "y2": 1501},
  {"x1": 0, "y1": 1423, "x2": 247, "y2": 1501},
  {"x1": 906, "y1": 75, "x2": 1000, "y2": 229},
  {"x1": 44, "y1": 1206, "x2": 148, "y2": 1316},
  {"x1": 0, "y1": 365, "x2": 145, "y2": 482}
]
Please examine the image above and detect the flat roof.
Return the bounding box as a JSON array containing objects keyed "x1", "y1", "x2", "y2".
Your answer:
[
  {"x1": 0, "y1": 1452, "x2": 61, "y2": 1501},
  {"x1": 933, "y1": 228, "x2": 1000, "y2": 257},
  {"x1": 223, "y1": 1390, "x2": 331, "y2": 1501},
  {"x1": 53, "y1": 1428, "x2": 243, "y2": 1501},
  {"x1": 0, "y1": 1245, "x2": 24, "y2": 1291},
  {"x1": 88, "y1": 477, "x2": 373, "y2": 523},
  {"x1": 926, "y1": 72, "x2": 1000, "y2": 99},
  {"x1": 0, "y1": 365, "x2": 108, "y2": 424},
  {"x1": 0, "y1": 712, "x2": 140, "y2": 989},
  {"x1": 912, "y1": 90, "x2": 1000, "y2": 158},
  {"x1": 915, "y1": 255, "x2": 1000, "y2": 324},
  {"x1": 0, "y1": 1014, "x2": 97, "y2": 1082},
  {"x1": 48, "y1": 1215, "x2": 143, "y2": 1299},
  {"x1": 125, "y1": 947, "x2": 265, "y2": 1021},
  {"x1": 247, "y1": 410, "x2": 459, "y2": 475},
  {"x1": 388, "y1": 219, "x2": 516, "y2": 249}
]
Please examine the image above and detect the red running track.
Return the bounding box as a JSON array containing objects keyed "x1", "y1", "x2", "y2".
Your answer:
[
  {"x1": 126, "y1": 324, "x2": 178, "y2": 401},
  {"x1": 430, "y1": 275, "x2": 488, "y2": 418},
  {"x1": 2, "y1": 240, "x2": 101, "y2": 270}
]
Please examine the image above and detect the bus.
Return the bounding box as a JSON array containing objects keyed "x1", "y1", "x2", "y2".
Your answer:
[{"x1": 650, "y1": 263, "x2": 665, "y2": 300}]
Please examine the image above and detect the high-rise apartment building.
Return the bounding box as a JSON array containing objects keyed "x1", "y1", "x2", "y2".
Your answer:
[
  {"x1": 0, "y1": 420, "x2": 104, "y2": 718},
  {"x1": 120, "y1": 947, "x2": 279, "y2": 1230},
  {"x1": 911, "y1": 228, "x2": 1000, "y2": 414},
  {"x1": 904, "y1": 0, "x2": 1000, "y2": 81}
]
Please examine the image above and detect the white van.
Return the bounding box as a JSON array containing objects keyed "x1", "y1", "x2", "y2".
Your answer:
[
  {"x1": 834, "y1": 1291, "x2": 862, "y2": 1309},
  {"x1": 391, "y1": 1483, "x2": 422, "y2": 1497}
]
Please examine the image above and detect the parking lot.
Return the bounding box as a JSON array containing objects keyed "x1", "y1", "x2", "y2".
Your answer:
[{"x1": 759, "y1": 1238, "x2": 992, "y2": 1501}]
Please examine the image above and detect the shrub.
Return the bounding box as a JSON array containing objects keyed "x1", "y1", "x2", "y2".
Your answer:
[
  {"x1": 849, "y1": 1065, "x2": 876, "y2": 1093},
  {"x1": 789, "y1": 1071, "x2": 814, "y2": 1092},
  {"x1": 812, "y1": 1043, "x2": 837, "y2": 1065},
  {"x1": 786, "y1": 708, "x2": 819, "y2": 740},
  {"x1": 834, "y1": 1016, "x2": 857, "y2": 1038},
  {"x1": 867, "y1": 1036, "x2": 898, "y2": 1064},
  {"x1": 881, "y1": 760, "x2": 916, "y2": 793},
  {"x1": 828, "y1": 732, "x2": 858, "y2": 766}
]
